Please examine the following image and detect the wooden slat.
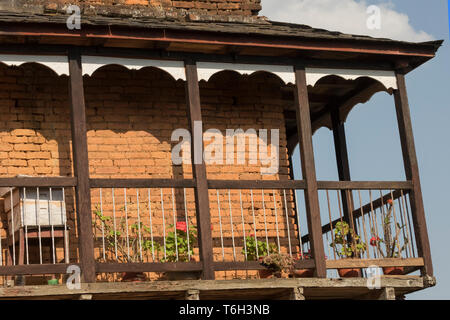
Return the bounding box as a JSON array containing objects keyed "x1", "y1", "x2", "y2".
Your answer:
[
  {"x1": 326, "y1": 258, "x2": 424, "y2": 269},
  {"x1": 207, "y1": 179, "x2": 306, "y2": 190},
  {"x1": 90, "y1": 178, "x2": 195, "y2": 188},
  {"x1": 68, "y1": 47, "x2": 96, "y2": 283},
  {"x1": 317, "y1": 180, "x2": 413, "y2": 190},
  {"x1": 185, "y1": 61, "x2": 215, "y2": 280},
  {"x1": 0, "y1": 177, "x2": 77, "y2": 187},
  {"x1": 394, "y1": 73, "x2": 433, "y2": 276},
  {"x1": 0, "y1": 264, "x2": 76, "y2": 276},
  {"x1": 294, "y1": 66, "x2": 327, "y2": 278},
  {"x1": 96, "y1": 262, "x2": 203, "y2": 273}
]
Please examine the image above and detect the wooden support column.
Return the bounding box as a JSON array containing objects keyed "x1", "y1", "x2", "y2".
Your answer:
[
  {"x1": 294, "y1": 66, "x2": 327, "y2": 278},
  {"x1": 331, "y1": 109, "x2": 357, "y2": 234},
  {"x1": 394, "y1": 72, "x2": 433, "y2": 276},
  {"x1": 68, "y1": 48, "x2": 96, "y2": 283},
  {"x1": 184, "y1": 61, "x2": 215, "y2": 280}
]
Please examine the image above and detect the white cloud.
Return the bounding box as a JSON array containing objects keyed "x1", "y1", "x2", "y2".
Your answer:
[{"x1": 260, "y1": 0, "x2": 433, "y2": 42}]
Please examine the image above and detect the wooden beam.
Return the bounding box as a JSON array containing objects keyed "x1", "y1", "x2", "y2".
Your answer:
[
  {"x1": 316, "y1": 181, "x2": 413, "y2": 190},
  {"x1": 331, "y1": 109, "x2": 357, "y2": 235},
  {"x1": 294, "y1": 66, "x2": 327, "y2": 278},
  {"x1": 207, "y1": 179, "x2": 306, "y2": 190},
  {"x1": 394, "y1": 73, "x2": 433, "y2": 276},
  {"x1": 185, "y1": 60, "x2": 215, "y2": 280},
  {"x1": 90, "y1": 178, "x2": 195, "y2": 189},
  {"x1": 68, "y1": 47, "x2": 96, "y2": 283},
  {"x1": 0, "y1": 264, "x2": 76, "y2": 276},
  {"x1": 0, "y1": 177, "x2": 76, "y2": 187}
]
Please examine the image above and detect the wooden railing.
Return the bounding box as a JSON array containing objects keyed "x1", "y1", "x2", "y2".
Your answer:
[{"x1": 0, "y1": 178, "x2": 430, "y2": 283}]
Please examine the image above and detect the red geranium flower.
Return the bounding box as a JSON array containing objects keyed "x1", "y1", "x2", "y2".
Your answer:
[
  {"x1": 176, "y1": 221, "x2": 187, "y2": 233},
  {"x1": 370, "y1": 236, "x2": 380, "y2": 246},
  {"x1": 387, "y1": 199, "x2": 394, "y2": 205}
]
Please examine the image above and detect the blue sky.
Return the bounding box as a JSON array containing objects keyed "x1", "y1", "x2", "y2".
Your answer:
[{"x1": 262, "y1": 0, "x2": 449, "y2": 299}]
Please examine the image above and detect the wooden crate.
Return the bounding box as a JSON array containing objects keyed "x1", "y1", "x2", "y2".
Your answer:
[{"x1": 3, "y1": 187, "x2": 67, "y2": 234}]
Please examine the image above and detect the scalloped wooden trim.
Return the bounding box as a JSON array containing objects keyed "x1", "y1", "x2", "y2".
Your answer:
[
  {"x1": 81, "y1": 56, "x2": 186, "y2": 80},
  {"x1": 197, "y1": 62, "x2": 295, "y2": 84},
  {"x1": 0, "y1": 54, "x2": 69, "y2": 76}
]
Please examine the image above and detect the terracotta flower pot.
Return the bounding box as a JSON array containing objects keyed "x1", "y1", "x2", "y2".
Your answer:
[
  {"x1": 163, "y1": 271, "x2": 202, "y2": 281},
  {"x1": 258, "y1": 269, "x2": 274, "y2": 279},
  {"x1": 383, "y1": 266, "x2": 404, "y2": 275},
  {"x1": 121, "y1": 272, "x2": 147, "y2": 282},
  {"x1": 338, "y1": 268, "x2": 361, "y2": 278},
  {"x1": 292, "y1": 269, "x2": 314, "y2": 278}
]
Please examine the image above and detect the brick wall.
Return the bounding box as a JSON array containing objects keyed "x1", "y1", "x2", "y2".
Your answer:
[{"x1": 0, "y1": 63, "x2": 301, "y2": 280}]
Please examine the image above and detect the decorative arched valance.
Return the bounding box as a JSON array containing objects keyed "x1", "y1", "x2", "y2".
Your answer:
[
  {"x1": 81, "y1": 56, "x2": 186, "y2": 81},
  {"x1": 0, "y1": 54, "x2": 69, "y2": 76},
  {"x1": 305, "y1": 68, "x2": 398, "y2": 90},
  {"x1": 196, "y1": 62, "x2": 295, "y2": 85}
]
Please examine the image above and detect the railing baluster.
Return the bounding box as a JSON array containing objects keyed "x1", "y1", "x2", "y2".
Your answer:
[
  {"x1": 160, "y1": 188, "x2": 167, "y2": 261},
  {"x1": 294, "y1": 191, "x2": 304, "y2": 259},
  {"x1": 49, "y1": 187, "x2": 56, "y2": 264},
  {"x1": 227, "y1": 189, "x2": 236, "y2": 261},
  {"x1": 239, "y1": 190, "x2": 247, "y2": 260},
  {"x1": 216, "y1": 190, "x2": 225, "y2": 261},
  {"x1": 183, "y1": 188, "x2": 191, "y2": 262},
  {"x1": 250, "y1": 189, "x2": 259, "y2": 259},
  {"x1": 123, "y1": 188, "x2": 130, "y2": 261},
  {"x1": 137, "y1": 189, "x2": 143, "y2": 262},
  {"x1": 283, "y1": 189, "x2": 292, "y2": 257},
  {"x1": 325, "y1": 190, "x2": 336, "y2": 260},
  {"x1": 358, "y1": 190, "x2": 370, "y2": 260},
  {"x1": 171, "y1": 188, "x2": 178, "y2": 262},
  {"x1": 9, "y1": 188, "x2": 15, "y2": 266},
  {"x1": 36, "y1": 187, "x2": 42, "y2": 264},
  {"x1": 100, "y1": 188, "x2": 106, "y2": 261},
  {"x1": 148, "y1": 188, "x2": 155, "y2": 262},
  {"x1": 272, "y1": 190, "x2": 281, "y2": 254},
  {"x1": 112, "y1": 188, "x2": 118, "y2": 260},
  {"x1": 400, "y1": 190, "x2": 414, "y2": 258},
  {"x1": 261, "y1": 190, "x2": 270, "y2": 253},
  {"x1": 23, "y1": 187, "x2": 29, "y2": 265}
]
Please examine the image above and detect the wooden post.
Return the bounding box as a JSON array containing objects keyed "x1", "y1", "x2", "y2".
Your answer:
[
  {"x1": 394, "y1": 73, "x2": 433, "y2": 276},
  {"x1": 294, "y1": 66, "x2": 327, "y2": 278},
  {"x1": 331, "y1": 109, "x2": 357, "y2": 234},
  {"x1": 184, "y1": 60, "x2": 215, "y2": 280},
  {"x1": 68, "y1": 48, "x2": 96, "y2": 283}
]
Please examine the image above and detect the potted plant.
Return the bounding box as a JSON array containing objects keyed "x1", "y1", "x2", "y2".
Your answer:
[
  {"x1": 291, "y1": 251, "x2": 314, "y2": 278},
  {"x1": 369, "y1": 199, "x2": 408, "y2": 275},
  {"x1": 259, "y1": 253, "x2": 295, "y2": 278},
  {"x1": 159, "y1": 221, "x2": 201, "y2": 280},
  {"x1": 93, "y1": 205, "x2": 154, "y2": 282},
  {"x1": 330, "y1": 221, "x2": 366, "y2": 277},
  {"x1": 242, "y1": 236, "x2": 277, "y2": 278}
]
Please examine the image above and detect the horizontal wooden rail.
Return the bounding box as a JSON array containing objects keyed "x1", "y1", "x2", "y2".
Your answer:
[
  {"x1": 317, "y1": 181, "x2": 413, "y2": 190},
  {"x1": 326, "y1": 258, "x2": 424, "y2": 269},
  {"x1": 207, "y1": 180, "x2": 306, "y2": 190},
  {"x1": 302, "y1": 189, "x2": 410, "y2": 243},
  {"x1": 213, "y1": 260, "x2": 315, "y2": 271},
  {"x1": 95, "y1": 262, "x2": 203, "y2": 273},
  {"x1": 0, "y1": 177, "x2": 77, "y2": 187},
  {"x1": 0, "y1": 264, "x2": 76, "y2": 276},
  {"x1": 90, "y1": 179, "x2": 196, "y2": 189}
]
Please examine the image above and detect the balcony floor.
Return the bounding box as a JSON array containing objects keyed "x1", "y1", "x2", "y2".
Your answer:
[{"x1": 0, "y1": 276, "x2": 435, "y2": 300}]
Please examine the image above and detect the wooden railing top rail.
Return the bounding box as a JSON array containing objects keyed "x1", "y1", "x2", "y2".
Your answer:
[
  {"x1": 0, "y1": 177, "x2": 77, "y2": 187},
  {"x1": 317, "y1": 181, "x2": 413, "y2": 190},
  {"x1": 90, "y1": 178, "x2": 196, "y2": 189}
]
